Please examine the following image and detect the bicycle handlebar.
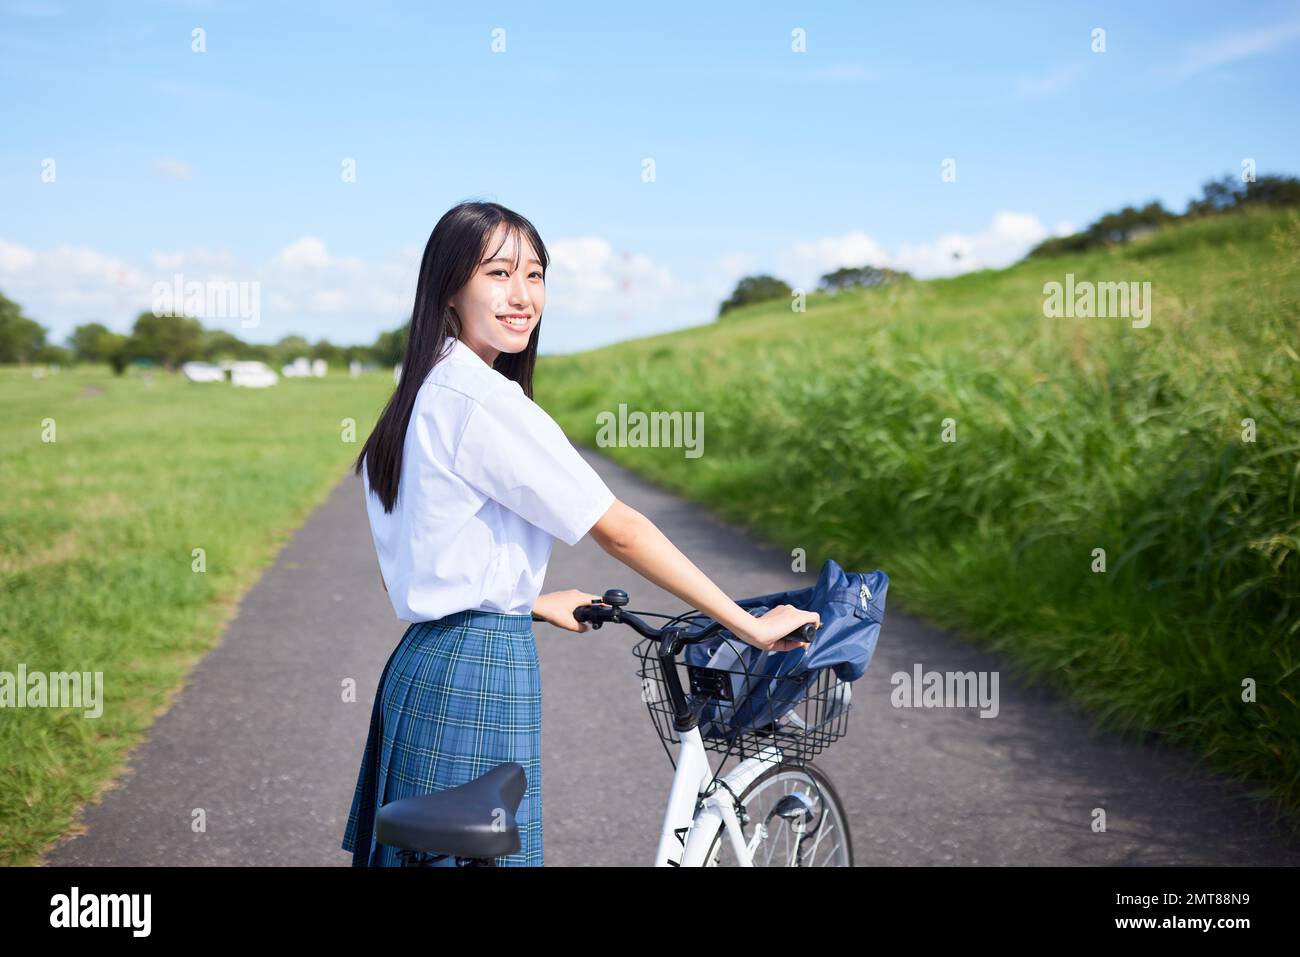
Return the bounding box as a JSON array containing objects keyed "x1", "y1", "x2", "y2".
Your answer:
[
  {"x1": 571, "y1": 588, "x2": 816, "y2": 650},
  {"x1": 572, "y1": 589, "x2": 816, "y2": 733}
]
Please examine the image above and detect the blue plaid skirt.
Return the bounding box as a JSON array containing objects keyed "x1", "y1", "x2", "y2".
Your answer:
[{"x1": 341, "y1": 609, "x2": 542, "y2": 866}]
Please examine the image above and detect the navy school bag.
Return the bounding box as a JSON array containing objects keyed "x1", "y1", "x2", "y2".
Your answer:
[{"x1": 683, "y1": 559, "x2": 889, "y2": 739}]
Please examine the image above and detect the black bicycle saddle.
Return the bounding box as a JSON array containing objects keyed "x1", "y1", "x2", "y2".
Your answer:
[{"x1": 374, "y1": 761, "x2": 527, "y2": 860}]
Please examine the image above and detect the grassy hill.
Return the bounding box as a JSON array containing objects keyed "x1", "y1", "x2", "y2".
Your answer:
[{"x1": 535, "y1": 208, "x2": 1300, "y2": 831}]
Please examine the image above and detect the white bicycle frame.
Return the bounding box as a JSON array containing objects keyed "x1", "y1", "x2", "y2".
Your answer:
[{"x1": 652, "y1": 726, "x2": 784, "y2": 867}]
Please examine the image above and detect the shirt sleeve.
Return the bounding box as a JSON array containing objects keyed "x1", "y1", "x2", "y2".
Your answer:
[{"x1": 453, "y1": 380, "x2": 616, "y2": 546}]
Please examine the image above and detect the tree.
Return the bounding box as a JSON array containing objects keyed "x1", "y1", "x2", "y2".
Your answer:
[
  {"x1": 718, "y1": 274, "x2": 793, "y2": 318},
  {"x1": 1241, "y1": 174, "x2": 1300, "y2": 208},
  {"x1": 1088, "y1": 201, "x2": 1174, "y2": 245},
  {"x1": 33, "y1": 343, "x2": 74, "y2": 365},
  {"x1": 0, "y1": 292, "x2": 47, "y2": 363},
  {"x1": 108, "y1": 342, "x2": 129, "y2": 376},
  {"x1": 235, "y1": 342, "x2": 274, "y2": 364},
  {"x1": 67, "y1": 322, "x2": 126, "y2": 364},
  {"x1": 122, "y1": 311, "x2": 204, "y2": 371},
  {"x1": 372, "y1": 322, "x2": 408, "y2": 366},
  {"x1": 273, "y1": 334, "x2": 312, "y2": 367},
  {"x1": 341, "y1": 343, "x2": 370, "y2": 366},
  {"x1": 199, "y1": 329, "x2": 250, "y2": 361},
  {"x1": 1026, "y1": 200, "x2": 1173, "y2": 259},
  {"x1": 310, "y1": 338, "x2": 345, "y2": 369},
  {"x1": 1022, "y1": 231, "x2": 1093, "y2": 260},
  {"x1": 1187, "y1": 173, "x2": 1300, "y2": 215},
  {"x1": 1185, "y1": 175, "x2": 1241, "y2": 216},
  {"x1": 1025, "y1": 172, "x2": 1300, "y2": 262},
  {"x1": 818, "y1": 265, "x2": 911, "y2": 292}
]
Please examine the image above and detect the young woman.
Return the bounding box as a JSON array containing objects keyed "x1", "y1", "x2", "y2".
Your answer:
[{"x1": 341, "y1": 200, "x2": 820, "y2": 866}]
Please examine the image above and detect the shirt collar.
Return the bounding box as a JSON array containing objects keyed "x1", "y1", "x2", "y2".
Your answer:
[{"x1": 442, "y1": 335, "x2": 491, "y2": 370}]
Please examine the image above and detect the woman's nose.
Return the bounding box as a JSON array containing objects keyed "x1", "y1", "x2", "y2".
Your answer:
[{"x1": 508, "y1": 273, "x2": 532, "y2": 308}]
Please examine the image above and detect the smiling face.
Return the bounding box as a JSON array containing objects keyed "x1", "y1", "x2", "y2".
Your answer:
[{"x1": 449, "y1": 222, "x2": 546, "y2": 367}]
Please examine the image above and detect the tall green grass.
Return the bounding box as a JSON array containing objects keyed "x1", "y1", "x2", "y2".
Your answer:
[
  {"x1": 0, "y1": 367, "x2": 393, "y2": 864},
  {"x1": 536, "y1": 208, "x2": 1300, "y2": 831}
]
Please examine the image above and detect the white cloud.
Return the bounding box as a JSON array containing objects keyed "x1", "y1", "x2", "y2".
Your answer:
[
  {"x1": 0, "y1": 215, "x2": 1064, "y2": 351},
  {"x1": 272, "y1": 237, "x2": 337, "y2": 270},
  {"x1": 779, "y1": 232, "x2": 892, "y2": 288},
  {"x1": 768, "y1": 211, "x2": 1057, "y2": 286},
  {"x1": 0, "y1": 238, "x2": 37, "y2": 272},
  {"x1": 534, "y1": 236, "x2": 712, "y2": 352},
  {"x1": 715, "y1": 252, "x2": 752, "y2": 278},
  {"x1": 0, "y1": 232, "x2": 694, "y2": 350},
  {"x1": 0, "y1": 235, "x2": 419, "y2": 342},
  {"x1": 894, "y1": 210, "x2": 1048, "y2": 277},
  {"x1": 1167, "y1": 17, "x2": 1300, "y2": 80},
  {"x1": 154, "y1": 156, "x2": 193, "y2": 181},
  {"x1": 261, "y1": 237, "x2": 413, "y2": 319},
  {"x1": 545, "y1": 236, "x2": 678, "y2": 317},
  {"x1": 0, "y1": 240, "x2": 146, "y2": 317},
  {"x1": 150, "y1": 247, "x2": 235, "y2": 271}
]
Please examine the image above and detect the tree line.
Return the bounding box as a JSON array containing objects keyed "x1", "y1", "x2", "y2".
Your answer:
[
  {"x1": 1024, "y1": 171, "x2": 1300, "y2": 259},
  {"x1": 0, "y1": 299, "x2": 409, "y2": 371},
  {"x1": 717, "y1": 265, "x2": 912, "y2": 318}
]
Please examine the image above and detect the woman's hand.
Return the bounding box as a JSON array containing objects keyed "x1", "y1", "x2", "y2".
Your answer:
[
  {"x1": 736, "y1": 604, "x2": 821, "y2": 653},
  {"x1": 531, "y1": 589, "x2": 602, "y2": 633}
]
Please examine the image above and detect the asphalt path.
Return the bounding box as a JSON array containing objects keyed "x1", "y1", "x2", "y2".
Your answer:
[{"x1": 45, "y1": 447, "x2": 1300, "y2": 866}]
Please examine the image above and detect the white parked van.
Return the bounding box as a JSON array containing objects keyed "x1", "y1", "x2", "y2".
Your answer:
[
  {"x1": 181, "y1": 361, "x2": 225, "y2": 383},
  {"x1": 230, "y1": 361, "x2": 279, "y2": 388}
]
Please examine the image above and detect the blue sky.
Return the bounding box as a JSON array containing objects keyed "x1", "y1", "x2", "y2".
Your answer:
[{"x1": 3, "y1": 0, "x2": 1298, "y2": 353}]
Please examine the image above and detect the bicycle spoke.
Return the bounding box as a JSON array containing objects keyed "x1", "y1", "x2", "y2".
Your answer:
[{"x1": 810, "y1": 819, "x2": 838, "y2": 866}]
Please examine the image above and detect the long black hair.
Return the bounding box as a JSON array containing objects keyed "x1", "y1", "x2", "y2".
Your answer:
[{"x1": 354, "y1": 200, "x2": 550, "y2": 513}]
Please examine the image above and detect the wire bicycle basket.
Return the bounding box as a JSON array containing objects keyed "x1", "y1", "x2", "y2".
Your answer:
[{"x1": 632, "y1": 632, "x2": 854, "y2": 766}]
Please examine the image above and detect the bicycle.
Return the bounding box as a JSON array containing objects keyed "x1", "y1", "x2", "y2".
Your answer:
[{"x1": 374, "y1": 588, "x2": 855, "y2": 867}]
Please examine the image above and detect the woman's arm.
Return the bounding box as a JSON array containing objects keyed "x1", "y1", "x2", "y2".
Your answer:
[{"x1": 587, "y1": 499, "x2": 818, "y2": 652}]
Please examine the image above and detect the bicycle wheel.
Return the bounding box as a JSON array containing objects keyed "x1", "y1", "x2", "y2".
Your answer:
[{"x1": 704, "y1": 761, "x2": 853, "y2": 866}]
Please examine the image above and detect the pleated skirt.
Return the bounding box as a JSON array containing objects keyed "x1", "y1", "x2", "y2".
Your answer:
[{"x1": 341, "y1": 609, "x2": 542, "y2": 866}]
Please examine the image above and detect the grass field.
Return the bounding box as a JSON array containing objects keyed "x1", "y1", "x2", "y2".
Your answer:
[
  {"x1": 1, "y1": 208, "x2": 1296, "y2": 864},
  {"x1": 534, "y1": 208, "x2": 1300, "y2": 832},
  {"x1": 0, "y1": 366, "x2": 393, "y2": 865}
]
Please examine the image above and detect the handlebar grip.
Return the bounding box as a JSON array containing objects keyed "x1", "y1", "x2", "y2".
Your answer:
[
  {"x1": 573, "y1": 604, "x2": 594, "y2": 623},
  {"x1": 790, "y1": 622, "x2": 816, "y2": 643}
]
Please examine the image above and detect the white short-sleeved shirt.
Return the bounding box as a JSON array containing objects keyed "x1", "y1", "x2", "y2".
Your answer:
[{"x1": 362, "y1": 335, "x2": 616, "y2": 622}]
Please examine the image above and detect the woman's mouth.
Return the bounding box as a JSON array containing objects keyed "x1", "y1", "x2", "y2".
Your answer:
[{"x1": 497, "y1": 315, "x2": 530, "y2": 331}]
